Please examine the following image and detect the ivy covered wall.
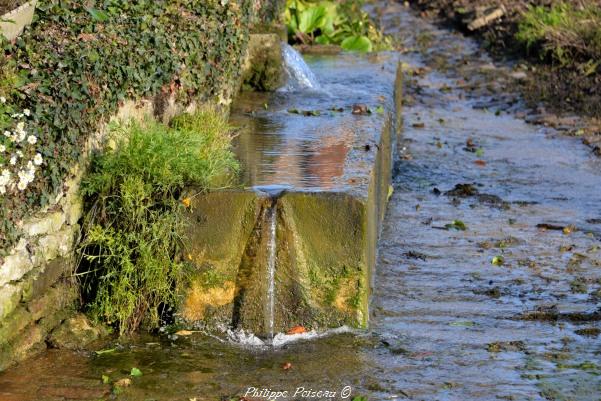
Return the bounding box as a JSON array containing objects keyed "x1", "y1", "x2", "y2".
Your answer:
[{"x1": 0, "y1": 0, "x2": 257, "y2": 251}]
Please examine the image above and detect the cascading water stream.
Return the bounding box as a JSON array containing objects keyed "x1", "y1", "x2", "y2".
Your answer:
[
  {"x1": 279, "y1": 43, "x2": 320, "y2": 91},
  {"x1": 265, "y1": 204, "x2": 277, "y2": 340}
]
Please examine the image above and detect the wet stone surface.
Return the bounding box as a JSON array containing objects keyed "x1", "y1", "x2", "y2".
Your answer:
[
  {"x1": 1, "y1": 2, "x2": 600, "y2": 400},
  {"x1": 231, "y1": 51, "x2": 399, "y2": 194}
]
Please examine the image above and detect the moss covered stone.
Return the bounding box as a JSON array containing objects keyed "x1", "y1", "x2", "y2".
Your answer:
[{"x1": 241, "y1": 34, "x2": 284, "y2": 91}]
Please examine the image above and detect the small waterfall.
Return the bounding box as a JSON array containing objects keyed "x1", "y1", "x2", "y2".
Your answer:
[
  {"x1": 265, "y1": 204, "x2": 277, "y2": 340},
  {"x1": 280, "y1": 43, "x2": 320, "y2": 91}
]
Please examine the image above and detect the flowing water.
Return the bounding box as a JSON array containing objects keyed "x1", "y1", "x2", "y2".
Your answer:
[
  {"x1": 265, "y1": 204, "x2": 277, "y2": 341},
  {"x1": 279, "y1": 44, "x2": 321, "y2": 92},
  {"x1": 1, "y1": 2, "x2": 600, "y2": 400}
]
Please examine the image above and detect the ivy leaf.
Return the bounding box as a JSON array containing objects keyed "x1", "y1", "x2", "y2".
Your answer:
[
  {"x1": 85, "y1": 8, "x2": 109, "y2": 22},
  {"x1": 341, "y1": 36, "x2": 372, "y2": 52}
]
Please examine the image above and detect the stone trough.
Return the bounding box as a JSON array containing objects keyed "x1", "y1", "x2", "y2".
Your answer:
[{"x1": 180, "y1": 50, "x2": 403, "y2": 335}]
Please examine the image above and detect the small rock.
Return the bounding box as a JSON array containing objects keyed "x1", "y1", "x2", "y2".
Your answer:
[
  {"x1": 47, "y1": 314, "x2": 109, "y2": 350},
  {"x1": 115, "y1": 378, "x2": 132, "y2": 388},
  {"x1": 510, "y1": 71, "x2": 528, "y2": 81},
  {"x1": 352, "y1": 104, "x2": 370, "y2": 115}
]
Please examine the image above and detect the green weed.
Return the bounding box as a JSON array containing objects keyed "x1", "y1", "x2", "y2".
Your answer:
[
  {"x1": 79, "y1": 110, "x2": 238, "y2": 335},
  {"x1": 516, "y1": 2, "x2": 601, "y2": 71}
]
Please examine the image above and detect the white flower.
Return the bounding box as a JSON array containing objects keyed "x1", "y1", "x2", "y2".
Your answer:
[
  {"x1": 18, "y1": 169, "x2": 34, "y2": 185},
  {"x1": 16, "y1": 121, "x2": 25, "y2": 132},
  {"x1": 23, "y1": 109, "x2": 31, "y2": 117},
  {"x1": 0, "y1": 96, "x2": 5, "y2": 104},
  {"x1": 3, "y1": 131, "x2": 10, "y2": 137},
  {"x1": 0, "y1": 169, "x2": 10, "y2": 186},
  {"x1": 0, "y1": 186, "x2": 5, "y2": 194},
  {"x1": 9, "y1": 156, "x2": 16, "y2": 165},
  {"x1": 16, "y1": 150, "x2": 22, "y2": 157},
  {"x1": 17, "y1": 180, "x2": 27, "y2": 191},
  {"x1": 27, "y1": 135, "x2": 37, "y2": 145},
  {"x1": 0, "y1": 145, "x2": 5, "y2": 153},
  {"x1": 33, "y1": 153, "x2": 43, "y2": 166}
]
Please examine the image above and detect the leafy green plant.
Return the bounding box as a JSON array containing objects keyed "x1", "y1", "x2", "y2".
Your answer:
[
  {"x1": 285, "y1": 0, "x2": 391, "y2": 52},
  {"x1": 516, "y1": 2, "x2": 601, "y2": 70},
  {"x1": 79, "y1": 110, "x2": 238, "y2": 335}
]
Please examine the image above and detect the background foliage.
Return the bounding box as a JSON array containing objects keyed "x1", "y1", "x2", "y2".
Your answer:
[
  {"x1": 285, "y1": 0, "x2": 392, "y2": 52},
  {"x1": 0, "y1": 0, "x2": 253, "y2": 253}
]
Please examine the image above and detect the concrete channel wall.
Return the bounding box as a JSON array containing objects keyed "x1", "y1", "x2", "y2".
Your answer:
[{"x1": 180, "y1": 61, "x2": 403, "y2": 334}]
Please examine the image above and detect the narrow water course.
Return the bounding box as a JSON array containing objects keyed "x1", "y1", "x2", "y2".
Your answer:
[{"x1": 1, "y1": 2, "x2": 600, "y2": 400}]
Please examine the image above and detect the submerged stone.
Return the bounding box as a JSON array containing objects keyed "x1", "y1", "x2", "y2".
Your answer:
[{"x1": 47, "y1": 314, "x2": 109, "y2": 350}]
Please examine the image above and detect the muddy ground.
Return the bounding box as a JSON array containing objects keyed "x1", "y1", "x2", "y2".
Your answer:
[{"x1": 398, "y1": 0, "x2": 601, "y2": 153}]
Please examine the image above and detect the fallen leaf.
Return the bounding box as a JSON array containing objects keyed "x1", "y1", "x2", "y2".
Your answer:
[
  {"x1": 282, "y1": 362, "x2": 293, "y2": 370},
  {"x1": 445, "y1": 220, "x2": 467, "y2": 231},
  {"x1": 286, "y1": 325, "x2": 307, "y2": 335},
  {"x1": 474, "y1": 159, "x2": 486, "y2": 166},
  {"x1": 491, "y1": 255, "x2": 505, "y2": 266},
  {"x1": 175, "y1": 330, "x2": 194, "y2": 336},
  {"x1": 115, "y1": 378, "x2": 131, "y2": 387},
  {"x1": 95, "y1": 348, "x2": 116, "y2": 355},
  {"x1": 563, "y1": 225, "x2": 576, "y2": 235},
  {"x1": 450, "y1": 320, "x2": 475, "y2": 327},
  {"x1": 182, "y1": 198, "x2": 191, "y2": 208}
]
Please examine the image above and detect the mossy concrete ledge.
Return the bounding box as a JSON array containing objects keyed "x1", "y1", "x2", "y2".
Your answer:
[{"x1": 180, "y1": 58, "x2": 403, "y2": 334}]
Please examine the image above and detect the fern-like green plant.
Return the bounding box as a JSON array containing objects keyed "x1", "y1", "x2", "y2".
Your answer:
[{"x1": 79, "y1": 110, "x2": 238, "y2": 335}]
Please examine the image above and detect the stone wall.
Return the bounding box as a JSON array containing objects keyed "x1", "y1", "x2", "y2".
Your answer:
[
  {"x1": 0, "y1": 0, "x2": 286, "y2": 370},
  {"x1": 0, "y1": 96, "x2": 201, "y2": 370}
]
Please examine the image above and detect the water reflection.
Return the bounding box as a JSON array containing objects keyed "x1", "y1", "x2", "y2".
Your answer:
[
  {"x1": 231, "y1": 103, "x2": 352, "y2": 190},
  {"x1": 230, "y1": 53, "x2": 397, "y2": 191}
]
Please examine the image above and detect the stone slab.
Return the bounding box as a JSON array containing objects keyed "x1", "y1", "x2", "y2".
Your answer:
[{"x1": 179, "y1": 52, "x2": 403, "y2": 333}]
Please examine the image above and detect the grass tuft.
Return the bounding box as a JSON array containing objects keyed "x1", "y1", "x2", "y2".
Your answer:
[
  {"x1": 516, "y1": 2, "x2": 601, "y2": 72},
  {"x1": 79, "y1": 110, "x2": 238, "y2": 335}
]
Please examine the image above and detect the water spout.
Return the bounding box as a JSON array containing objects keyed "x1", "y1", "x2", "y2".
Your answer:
[
  {"x1": 265, "y1": 203, "x2": 277, "y2": 340},
  {"x1": 280, "y1": 43, "x2": 320, "y2": 91}
]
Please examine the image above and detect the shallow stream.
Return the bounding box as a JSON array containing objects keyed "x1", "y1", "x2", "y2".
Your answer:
[{"x1": 1, "y1": 2, "x2": 600, "y2": 400}]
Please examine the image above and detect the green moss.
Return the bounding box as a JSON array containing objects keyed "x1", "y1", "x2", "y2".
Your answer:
[{"x1": 242, "y1": 34, "x2": 284, "y2": 91}]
